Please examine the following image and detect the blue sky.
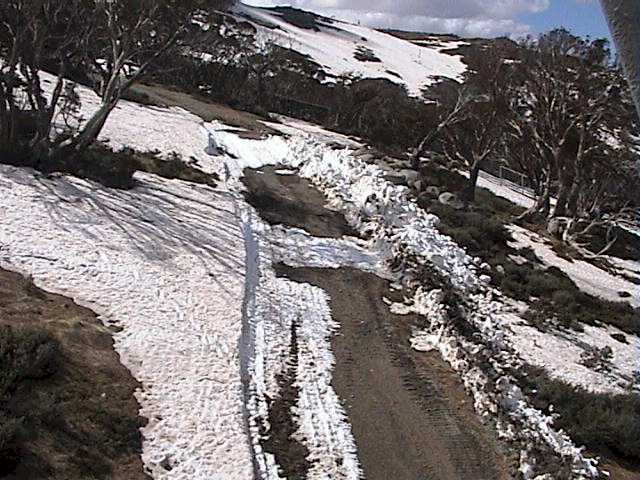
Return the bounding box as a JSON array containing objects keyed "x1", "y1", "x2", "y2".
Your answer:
[
  {"x1": 244, "y1": 0, "x2": 614, "y2": 41},
  {"x1": 521, "y1": 1, "x2": 612, "y2": 41}
]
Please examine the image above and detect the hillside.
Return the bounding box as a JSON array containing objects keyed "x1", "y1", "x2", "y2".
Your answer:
[
  {"x1": 0, "y1": 2, "x2": 639, "y2": 480},
  {"x1": 231, "y1": 4, "x2": 468, "y2": 96}
]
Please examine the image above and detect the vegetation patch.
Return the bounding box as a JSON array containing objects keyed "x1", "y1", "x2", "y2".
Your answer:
[
  {"x1": 0, "y1": 269, "x2": 148, "y2": 479},
  {"x1": 518, "y1": 367, "x2": 640, "y2": 463},
  {"x1": 418, "y1": 164, "x2": 640, "y2": 335},
  {"x1": 2, "y1": 143, "x2": 218, "y2": 190},
  {"x1": 354, "y1": 46, "x2": 382, "y2": 63},
  {"x1": 272, "y1": 6, "x2": 333, "y2": 31}
]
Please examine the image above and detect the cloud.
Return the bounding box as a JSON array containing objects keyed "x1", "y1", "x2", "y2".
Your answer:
[{"x1": 243, "y1": 0, "x2": 550, "y2": 37}]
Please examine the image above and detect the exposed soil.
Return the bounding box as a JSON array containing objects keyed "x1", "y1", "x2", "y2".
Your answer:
[
  {"x1": 241, "y1": 165, "x2": 359, "y2": 238},
  {"x1": 243, "y1": 166, "x2": 510, "y2": 480},
  {"x1": 125, "y1": 83, "x2": 278, "y2": 139},
  {"x1": 0, "y1": 268, "x2": 148, "y2": 480},
  {"x1": 260, "y1": 322, "x2": 311, "y2": 479},
  {"x1": 277, "y1": 265, "x2": 510, "y2": 480}
]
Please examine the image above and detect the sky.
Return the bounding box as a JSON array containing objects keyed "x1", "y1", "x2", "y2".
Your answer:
[{"x1": 243, "y1": 0, "x2": 613, "y2": 41}]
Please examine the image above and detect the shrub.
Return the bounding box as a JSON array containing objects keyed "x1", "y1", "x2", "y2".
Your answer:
[
  {"x1": 520, "y1": 368, "x2": 640, "y2": 461},
  {"x1": 0, "y1": 325, "x2": 59, "y2": 394},
  {"x1": 421, "y1": 164, "x2": 640, "y2": 334},
  {"x1": 0, "y1": 325, "x2": 59, "y2": 467}
]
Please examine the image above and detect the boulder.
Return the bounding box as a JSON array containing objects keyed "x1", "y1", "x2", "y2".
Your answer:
[
  {"x1": 438, "y1": 192, "x2": 457, "y2": 206},
  {"x1": 399, "y1": 169, "x2": 419, "y2": 185},
  {"x1": 439, "y1": 191, "x2": 464, "y2": 210},
  {"x1": 546, "y1": 217, "x2": 565, "y2": 237},
  {"x1": 424, "y1": 185, "x2": 440, "y2": 198}
]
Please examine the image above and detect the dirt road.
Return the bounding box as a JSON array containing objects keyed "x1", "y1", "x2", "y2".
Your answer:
[{"x1": 243, "y1": 165, "x2": 510, "y2": 480}]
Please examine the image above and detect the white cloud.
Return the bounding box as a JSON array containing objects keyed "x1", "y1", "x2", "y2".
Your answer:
[{"x1": 243, "y1": 0, "x2": 550, "y2": 37}]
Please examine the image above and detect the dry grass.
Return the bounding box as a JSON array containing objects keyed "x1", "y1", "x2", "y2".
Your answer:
[
  {"x1": 126, "y1": 83, "x2": 279, "y2": 139},
  {"x1": 0, "y1": 270, "x2": 148, "y2": 480}
]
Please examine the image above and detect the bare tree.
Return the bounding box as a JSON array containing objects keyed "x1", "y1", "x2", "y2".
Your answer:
[
  {"x1": 423, "y1": 48, "x2": 512, "y2": 202},
  {"x1": 506, "y1": 29, "x2": 639, "y2": 253},
  {"x1": 0, "y1": 0, "x2": 231, "y2": 165},
  {"x1": 411, "y1": 86, "x2": 472, "y2": 169}
]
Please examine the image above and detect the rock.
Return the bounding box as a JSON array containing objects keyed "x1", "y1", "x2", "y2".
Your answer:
[
  {"x1": 546, "y1": 217, "x2": 565, "y2": 237},
  {"x1": 438, "y1": 191, "x2": 457, "y2": 205},
  {"x1": 438, "y1": 191, "x2": 464, "y2": 209},
  {"x1": 399, "y1": 169, "x2": 419, "y2": 186},
  {"x1": 412, "y1": 180, "x2": 423, "y2": 192},
  {"x1": 159, "y1": 456, "x2": 173, "y2": 471},
  {"x1": 417, "y1": 192, "x2": 432, "y2": 206},
  {"x1": 496, "y1": 265, "x2": 505, "y2": 274},
  {"x1": 383, "y1": 174, "x2": 407, "y2": 185},
  {"x1": 359, "y1": 153, "x2": 376, "y2": 164},
  {"x1": 610, "y1": 332, "x2": 628, "y2": 344},
  {"x1": 424, "y1": 185, "x2": 440, "y2": 198},
  {"x1": 352, "y1": 147, "x2": 371, "y2": 157}
]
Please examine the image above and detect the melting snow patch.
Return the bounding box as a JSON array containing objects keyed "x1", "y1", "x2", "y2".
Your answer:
[
  {"x1": 238, "y1": 204, "x2": 364, "y2": 480},
  {"x1": 508, "y1": 224, "x2": 639, "y2": 308},
  {"x1": 0, "y1": 167, "x2": 253, "y2": 479},
  {"x1": 221, "y1": 134, "x2": 606, "y2": 479}
]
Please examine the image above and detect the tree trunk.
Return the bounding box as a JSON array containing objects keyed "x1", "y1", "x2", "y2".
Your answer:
[
  {"x1": 553, "y1": 164, "x2": 572, "y2": 217},
  {"x1": 412, "y1": 128, "x2": 439, "y2": 170},
  {"x1": 461, "y1": 157, "x2": 482, "y2": 203},
  {"x1": 517, "y1": 171, "x2": 551, "y2": 222},
  {"x1": 566, "y1": 177, "x2": 582, "y2": 217},
  {"x1": 53, "y1": 97, "x2": 118, "y2": 162}
]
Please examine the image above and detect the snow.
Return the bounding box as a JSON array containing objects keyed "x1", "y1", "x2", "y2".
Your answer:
[
  {"x1": 263, "y1": 115, "x2": 363, "y2": 150},
  {"x1": 0, "y1": 167, "x2": 253, "y2": 479},
  {"x1": 507, "y1": 224, "x2": 639, "y2": 308},
  {"x1": 234, "y1": 4, "x2": 467, "y2": 97},
  {"x1": 235, "y1": 137, "x2": 604, "y2": 479},
  {"x1": 3, "y1": 66, "x2": 632, "y2": 479},
  {"x1": 458, "y1": 168, "x2": 537, "y2": 209},
  {"x1": 502, "y1": 312, "x2": 639, "y2": 394},
  {"x1": 1, "y1": 73, "x2": 368, "y2": 479},
  {"x1": 239, "y1": 208, "x2": 365, "y2": 480},
  {"x1": 606, "y1": 255, "x2": 640, "y2": 282}
]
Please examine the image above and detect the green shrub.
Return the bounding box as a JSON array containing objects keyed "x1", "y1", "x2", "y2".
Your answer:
[
  {"x1": 0, "y1": 325, "x2": 59, "y2": 395},
  {"x1": 520, "y1": 369, "x2": 640, "y2": 461},
  {"x1": 0, "y1": 325, "x2": 59, "y2": 467},
  {"x1": 421, "y1": 163, "x2": 640, "y2": 334}
]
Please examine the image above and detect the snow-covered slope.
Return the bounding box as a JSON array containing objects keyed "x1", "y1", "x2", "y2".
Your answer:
[{"x1": 233, "y1": 4, "x2": 467, "y2": 97}]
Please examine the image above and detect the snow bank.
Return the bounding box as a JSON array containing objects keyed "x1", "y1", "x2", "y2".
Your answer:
[
  {"x1": 289, "y1": 151, "x2": 601, "y2": 478},
  {"x1": 215, "y1": 130, "x2": 604, "y2": 479},
  {"x1": 234, "y1": 4, "x2": 467, "y2": 97},
  {"x1": 237, "y1": 199, "x2": 365, "y2": 480}
]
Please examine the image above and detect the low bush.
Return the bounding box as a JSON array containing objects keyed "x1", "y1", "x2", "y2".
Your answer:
[
  {"x1": 0, "y1": 325, "x2": 59, "y2": 467},
  {"x1": 520, "y1": 368, "x2": 640, "y2": 462},
  {"x1": 420, "y1": 166, "x2": 640, "y2": 335},
  {"x1": 0, "y1": 325, "x2": 59, "y2": 393}
]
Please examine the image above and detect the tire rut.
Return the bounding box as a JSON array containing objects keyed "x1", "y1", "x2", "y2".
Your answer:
[{"x1": 242, "y1": 165, "x2": 509, "y2": 480}]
